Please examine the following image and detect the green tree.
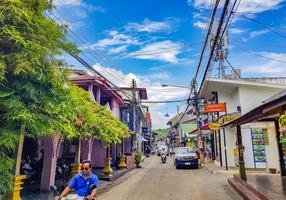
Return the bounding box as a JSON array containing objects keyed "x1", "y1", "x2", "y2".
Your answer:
[{"x1": 0, "y1": 0, "x2": 129, "y2": 198}]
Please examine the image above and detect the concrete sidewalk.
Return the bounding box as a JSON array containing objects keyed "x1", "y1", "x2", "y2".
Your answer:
[
  {"x1": 204, "y1": 162, "x2": 275, "y2": 175},
  {"x1": 204, "y1": 162, "x2": 286, "y2": 199}
]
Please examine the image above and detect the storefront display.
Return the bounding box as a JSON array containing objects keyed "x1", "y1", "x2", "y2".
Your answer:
[{"x1": 251, "y1": 128, "x2": 267, "y2": 168}]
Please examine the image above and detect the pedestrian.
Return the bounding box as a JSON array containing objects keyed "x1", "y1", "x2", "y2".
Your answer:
[{"x1": 54, "y1": 160, "x2": 99, "y2": 200}]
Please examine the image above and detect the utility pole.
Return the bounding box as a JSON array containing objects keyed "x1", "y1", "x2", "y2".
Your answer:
[
  {"x1": 177, "y1": 105, "x2": 181, "y2": 146},
  {"x1": 213, "y1": 26, "x2": 229, "y2": 78},
  {"x1": 131, "y1": 79, "x2": 138, "y2": 151},
  {"x1": 191, "y1": 79, "x2": 205, "y2": 162}
]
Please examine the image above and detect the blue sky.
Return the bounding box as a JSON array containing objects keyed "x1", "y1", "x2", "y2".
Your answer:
[{"x1": 52, "y1": 0, "x2": 286, "y2": 129}]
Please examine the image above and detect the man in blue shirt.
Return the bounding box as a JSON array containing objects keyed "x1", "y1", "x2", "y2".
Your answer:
[{"x1": 54, "y1": 160, "x2": 99, "y2": 200}]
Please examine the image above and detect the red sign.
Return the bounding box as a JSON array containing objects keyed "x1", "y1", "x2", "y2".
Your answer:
[{"x1": 205, "y1": 103, "x2": 226, "y2": 113}]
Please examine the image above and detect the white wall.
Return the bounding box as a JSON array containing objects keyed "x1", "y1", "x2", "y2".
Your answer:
[
  {"x1": 239, "y1": 86, "x2": 281, "y2": 115},
  {"x1": 220, "y1": 126, "x2": 237, "y2": 167},
  {"x1": 217, "y1": 87, "x2": 240, "y2": 114}
]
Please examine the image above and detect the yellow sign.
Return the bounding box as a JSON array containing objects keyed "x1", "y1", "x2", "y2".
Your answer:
[
  {"x1": 219, "y1": 115, "x2": 239, "y2": 125},
  {"x1": 208, "y1": 123, "x2": 220, "y2": 131}
]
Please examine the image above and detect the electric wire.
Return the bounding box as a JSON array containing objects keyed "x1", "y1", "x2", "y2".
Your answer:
[
  {"x1": 47, "y1": 11, "x2": 134, "y2": 86},
  {"x1": 173, "y1": 0, "x2": 219, "y2": 129},
  {"x1": 233, "y1": 12, "x2": 286, "y2": 40},
  {"x1": 224, "y1": 58, "x2": 241, "y2": 79},
  {"x1": 230, "y1": 42, "x2": 286, "y2": 64},
  {"x1": 45, "y1": 14, "x2": 134, "y2": 99},
  {"x1": 194, "y1": 0, "x2": 221, "y2": 82},
  {"x1": 199, "y1": 0, "x2": 231, "y2": 93},
  {"x1": 221, "y1": 0, "x2": 240, "y2": 37}
]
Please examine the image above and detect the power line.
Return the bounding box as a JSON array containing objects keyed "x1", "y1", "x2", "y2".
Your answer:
[
  {"x1": 48, "y1": 12, "x2": 133, "y2": 86},
  {"x1": 141, "y1": 99, "x2": 189, "y2": 104},
  {"x1": 225, "y1": 58, "x2": 241, "y2": 79},
  {"x1": 230, "y1": 42, "x2": 286, "y2": 64},
  {"x1": 221, "y1": 0, "x2": 241, "y2": 37},
  {"x1": 46, "y1": 14, "x2": 134, "y2": 99},
  {"x1": 194, "y1": 0, "x2": 221, "y2": 82},
  {"x1": 233, "y1": 12, "x2": 286, "y2": 40},
  {"x1": 199, "y1": 0, "x2": 231, "y2": 92},
  {"x1": 47, "y1": 11, "x2": 134, "y2": 87},
  {"x1": 68, "y1": 52, "x2": 134, "y2": 99}
]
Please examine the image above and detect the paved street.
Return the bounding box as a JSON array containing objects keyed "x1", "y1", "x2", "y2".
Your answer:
[{"x1": 97, "y1": 156, "x2": 241, "y2": 200}]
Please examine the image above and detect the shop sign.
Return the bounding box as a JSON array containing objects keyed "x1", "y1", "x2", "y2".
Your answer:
[
  {"x1": 204, "y1": 103, "x2": 226, "y2": 113},
  {"x1": 208, "y1": 123, "x2": 220, "y2": 131},
  {"x1": 219, "y1": 115, "x2": 239, "y2": 125}
]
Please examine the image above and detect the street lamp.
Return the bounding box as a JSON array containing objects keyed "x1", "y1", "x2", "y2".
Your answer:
[{"x1": 161, "y1": 84, "x2": 190, "y2": 89}]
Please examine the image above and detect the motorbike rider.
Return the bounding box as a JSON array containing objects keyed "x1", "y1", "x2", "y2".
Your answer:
[
  {"x1": 54, "y1": 160, "x2": 99, "y2": 200},
  {"x1": 160, "y1": 147, "x2": 168, "y2": 162}
]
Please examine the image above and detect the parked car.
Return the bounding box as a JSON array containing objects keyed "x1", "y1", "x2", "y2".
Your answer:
[{"x1": 174, "y1": 147, "x2": 198, "y2": 169}]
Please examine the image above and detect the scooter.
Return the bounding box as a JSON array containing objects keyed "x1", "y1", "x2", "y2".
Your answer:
[
  {"x1": 161, "y1": 152, "x2": 167, "y2": 163},
  {"x1": 50, "y1": 184, "x2": 97, "y2": 200}
]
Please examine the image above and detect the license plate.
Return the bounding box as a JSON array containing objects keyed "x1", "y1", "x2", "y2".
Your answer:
[{"x1": 185, "y1": 162, "x2": 191, "y2": 165}]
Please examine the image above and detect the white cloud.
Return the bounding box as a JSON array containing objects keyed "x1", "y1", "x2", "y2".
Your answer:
[
  {"x1": 69, "y1": 21, "x2": 85, "y2": 30},
  {"x1": 90, "y1": 64, "x2": 189, "y2": 128},
  {"x1": 237, "y1": 0, "x2": 284, "y2": 14},
  {"x1": 189, "y1": 0, "x2": 284, "y2": 14},
  {"x1": 141, "y1": 72, "x2": 171, "y2": 80},
  {"x1": 249, "y1": 29, "x2": 269, "y2": 39},
  {"x1": 53, "y1": 0, "x2": 82, "y2": 6},
  {"x1": 88, "y1": 31, "x2": 141, "y2": 50},
  {"x1": 126, "y1": 40, "x2": 182, "y2": 63},
  {"x1": 109, "y1": 45, "x2": 128, "y2": 54},
  {"x1": 188, "y1": 0, "x2": 212, "y2": 8},
  {"x1": 238, "y1": 52, "x2": 286, "y2": 75},
  {"x1": 53, "y1": 0, "x2": 105, "y2": 14},
  {"x1": 188, "y1": 0, "x2": 285, "y2": 14},
  {"x1": 229, "y1": 28, "x2": 246, "y2": 34},
  {"x1": 125, "y1": 18, "x2": 176, "y2": 33},
  {"x1": 193, "y1": 21, "x2": 208, "y2": 30}
]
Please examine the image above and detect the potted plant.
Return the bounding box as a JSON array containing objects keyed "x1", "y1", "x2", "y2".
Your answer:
[
  {"x1": 279, "y1": 114, "x2": 286, "y2": 144},
  {"x1": 135, "y1": 151, "x2": 143, "y2": 168}
]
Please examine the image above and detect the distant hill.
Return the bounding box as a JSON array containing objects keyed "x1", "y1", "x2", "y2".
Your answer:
[{"x1": 154, "y1": 128, "x2": 169, "y2": 139}]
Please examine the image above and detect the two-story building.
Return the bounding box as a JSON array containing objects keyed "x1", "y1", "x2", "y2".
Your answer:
[{"x1": 199, "y1": 77, "x2": 286, "y2": 173}]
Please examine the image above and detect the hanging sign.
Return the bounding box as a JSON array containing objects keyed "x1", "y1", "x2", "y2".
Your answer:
[
  {"x1": 204, "y1": 103, "x2": 226, "y2": 113},
  {"x1": 219, "y1": 115, "x2": 239, "y2": 125},
  {"x1": 208, "y1": 123, "x2": 220, "y2": 131}
]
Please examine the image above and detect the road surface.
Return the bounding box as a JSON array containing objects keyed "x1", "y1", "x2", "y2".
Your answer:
[{"x1": 97, "y1": 155, "x2": 241, "y2": 200}]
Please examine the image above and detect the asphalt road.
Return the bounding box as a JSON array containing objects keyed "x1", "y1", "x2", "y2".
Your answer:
[{"x1": 97, "y1": 155, "x2": 241, "y2": 200}]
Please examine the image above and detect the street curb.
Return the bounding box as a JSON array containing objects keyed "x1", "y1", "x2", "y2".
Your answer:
[{"x1": 228, "y1": 175, "x2": 271, "y2": 200}]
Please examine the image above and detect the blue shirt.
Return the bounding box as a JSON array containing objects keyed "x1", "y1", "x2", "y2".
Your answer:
[{"x1": 68, "y1": 172, "x2": 99, "y2": 197}]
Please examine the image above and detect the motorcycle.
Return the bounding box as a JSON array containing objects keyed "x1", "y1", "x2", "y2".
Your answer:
[
  {"x1": 50, "y1": 184, "x2": 97, "y2": 200},
  {"x1": 56, "y1": 159, "x2": 72, "y2": 189},
  {"x1": 161, "y1": 152, "x2": 167, "y2": 163}
]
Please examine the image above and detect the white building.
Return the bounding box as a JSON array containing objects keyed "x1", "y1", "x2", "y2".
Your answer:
[{"x1": 200, "y1": 78, "x2": 286, "y2": 172}]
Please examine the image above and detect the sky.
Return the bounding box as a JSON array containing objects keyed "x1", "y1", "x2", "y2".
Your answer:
[{"x1": 52, "y1": 0, "x2": 286, "y2": 129}]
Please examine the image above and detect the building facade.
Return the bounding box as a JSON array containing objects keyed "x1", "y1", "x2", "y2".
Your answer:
[{"x1": 199, "y1": 78, "x2": 286, "y2": 172}]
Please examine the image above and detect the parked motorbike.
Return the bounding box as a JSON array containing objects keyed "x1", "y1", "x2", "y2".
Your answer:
[
  {"x1": 50, "y1": 184, "x2": 97, "y2": 200},
  {"x1": 56, "y1": 159, "x2": 72, "y2": 189},
  {"x1": 21, "y1": 157, "x2": 43, "y2": 182},
  {"x1": 161, "y1": 153, "x2": 167, "y2": 163}
]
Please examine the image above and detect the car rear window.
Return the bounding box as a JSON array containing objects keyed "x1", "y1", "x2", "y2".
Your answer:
[{"x1": 175, "y1": 148, "x2": 193, "y2": 154}]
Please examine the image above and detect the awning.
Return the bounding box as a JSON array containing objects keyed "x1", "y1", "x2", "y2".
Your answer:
[{"x1": 190, "y1": 124, "x2": 209, "y2": 134}]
